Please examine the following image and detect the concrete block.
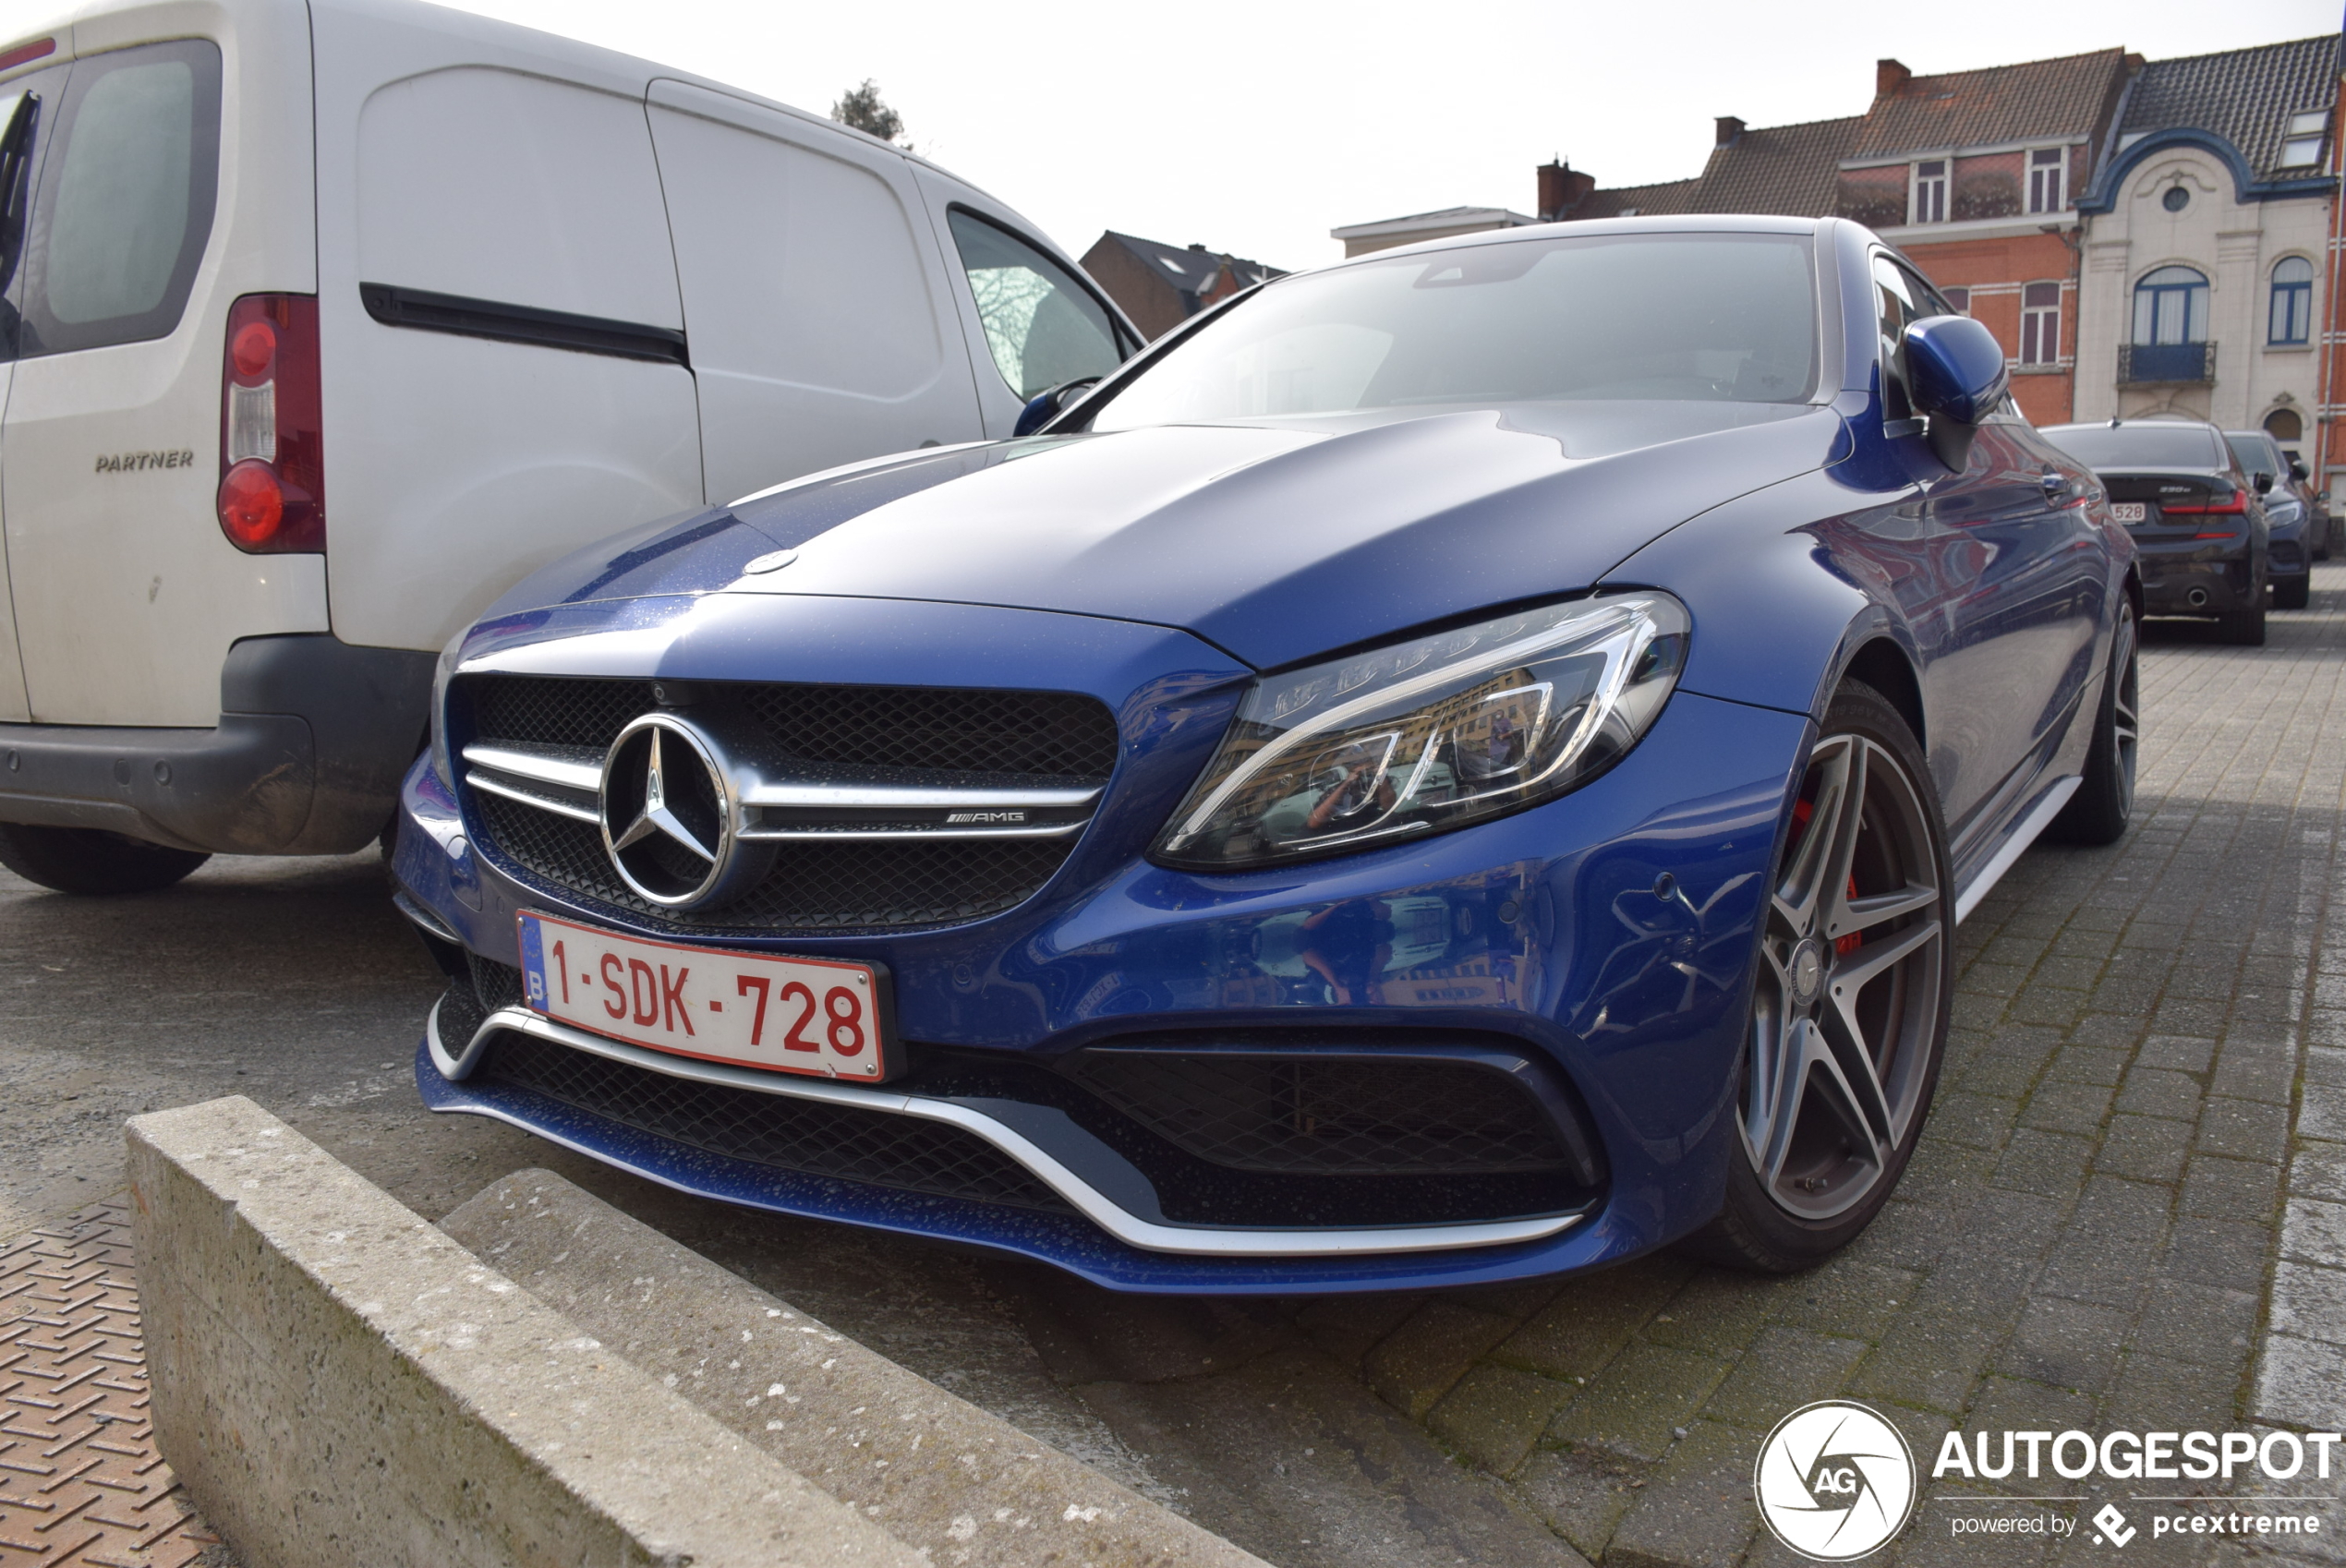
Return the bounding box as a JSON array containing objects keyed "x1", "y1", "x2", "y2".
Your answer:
[
  {"x1": 441, "y1": 1169, "x2": 1267, "y2": 1568},
  {"x1": 127, "y1": 1097, "x2": 922, "y2": 1568}
]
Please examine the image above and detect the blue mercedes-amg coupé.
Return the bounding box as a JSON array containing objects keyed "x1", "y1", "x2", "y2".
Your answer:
[{"x1": 392, "y1": 215, "x2": 2138, "y2": 1294}]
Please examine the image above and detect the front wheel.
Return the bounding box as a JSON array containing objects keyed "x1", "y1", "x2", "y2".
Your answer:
[
  {"x1": 0, "y1": 824, "x2": 212, "y2": 895},
  {"x1": 1684, "y1": 681, "x2": 1953, "y2": 1272}
]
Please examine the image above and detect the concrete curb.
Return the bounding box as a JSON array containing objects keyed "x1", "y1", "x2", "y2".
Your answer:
[
  {"x1": 127, "y1": 1096, "x2": 927, "y2": 1568},
  {"x1": 442, "y1": 1168, "x2": 1273, "y2": 1568}
]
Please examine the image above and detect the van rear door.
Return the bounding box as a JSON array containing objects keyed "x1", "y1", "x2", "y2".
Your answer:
[
  {"x1": 646, "y1": 81, "x2": 983, "y2": 505},
  {"x1": 0, "y1": 33, "x2": 322, "y2": 728},
  {"x1": 0, "y1": 59, "x2": 69, "y2": 724}
]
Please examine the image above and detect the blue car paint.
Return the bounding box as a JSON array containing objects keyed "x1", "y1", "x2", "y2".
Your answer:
[{"x1": 398, "y1": 215, "x2": 2134, "y2": 1292}]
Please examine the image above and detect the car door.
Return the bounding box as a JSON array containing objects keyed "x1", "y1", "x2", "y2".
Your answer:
[
  {"x1": 913, "y1": 172, "x2": 1132, "y2": 440},
  {"x1": 0, "y1": 67, "x2": 66, "y2": 724},
  {"x1": 1859, "y1": 255, "x2": 2095, "y2": 841},
  {"x1": 646, "y1": 80, "x2": 984, "y2": 506}
]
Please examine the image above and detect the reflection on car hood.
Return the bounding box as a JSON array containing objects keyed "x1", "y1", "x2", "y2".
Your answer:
[{"x1": 496, "y1": 402, "x2": 1837, "y2": 669}]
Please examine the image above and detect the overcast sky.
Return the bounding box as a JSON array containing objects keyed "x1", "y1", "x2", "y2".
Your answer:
[{"x1": 445, "y1": 0, "x2": 2340, "y2": 272}]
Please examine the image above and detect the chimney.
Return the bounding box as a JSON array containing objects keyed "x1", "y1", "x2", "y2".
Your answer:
[
  {"x1": 1876, "y1": 58, "x2": 1911, "y2": 99},
  {"x1": 1715, "y1": 115, "x2": 1746, "y2": 148},
  {"x1": 1537, "y1": 160, "x2": 1596, "y2": 222}
]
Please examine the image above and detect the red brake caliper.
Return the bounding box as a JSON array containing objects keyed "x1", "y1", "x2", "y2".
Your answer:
[{"x1": 1791, "y1": 797, "x2": 1864, "y2": 957}]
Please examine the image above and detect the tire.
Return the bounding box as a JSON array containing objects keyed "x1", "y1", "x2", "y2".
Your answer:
[
  {"x1": 1682, "y1": 681, "x2": 1953, "y2": 1272},
  {"x1": 2219, "y1": 603, "x2": 2266, "y2": 645},
  {"x1": 2048, "y1": 598, "x2": 2137, "y2": 847},
  {"x1": 0, "y1": 824, "x2": 211, "y2": 895},
  {"x1": 2274, "y1": 576, "x2": 2310, "y2": 610}
]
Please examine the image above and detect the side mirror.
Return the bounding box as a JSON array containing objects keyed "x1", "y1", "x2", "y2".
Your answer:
[
  {"x1": 2291, "y1": 459, "x2": 2310, "y2": 482},
  {"x1": 2253, "y1": 471, "x2": 2274, "y2": 495},
  {"x1": 1901, "y1": 315, "x2": 2008, "y2": 470},
  {"x1": 1013, "y1": 377, "x2": 1102, "y2": 438}
]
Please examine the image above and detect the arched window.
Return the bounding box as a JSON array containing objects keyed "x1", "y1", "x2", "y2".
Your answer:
[
  {"x1": 2133, "y1": 265, "x2": 2209, "y2": 345},
  {"x1": 2270, "y1": 257, "x2": 2315, "y2": 344},
  {"x1": 2267, "y1": 407, "x2": 2304, "y2": 442}
]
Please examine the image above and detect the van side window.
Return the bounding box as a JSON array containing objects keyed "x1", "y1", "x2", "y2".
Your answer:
[
  {"x1": 946, "y1": 210, "x2": 1123, "y2": 401},
  {"x1": 18, "y1": 40, "x2": 221, "y2": 356}
]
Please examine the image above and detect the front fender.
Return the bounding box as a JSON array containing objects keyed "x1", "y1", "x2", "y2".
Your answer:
[{"x1": 1602, "y1": 465, "x2": 1918, "y2": 725}]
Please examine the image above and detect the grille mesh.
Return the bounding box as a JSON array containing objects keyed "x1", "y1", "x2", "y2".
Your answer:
[
  {"x1": 475, "y1": 791, "x2": 1072, "y2": 933},
  {"x1": 1067, "y1": 1052, "x2": 1570, "y2": 1176},
  {"x1": 459, "y1": 674, "x2": 1117, "y2": 934},
  {"x1": 478, "y1": 1028, "x2": 1073, "y2": 1213}
]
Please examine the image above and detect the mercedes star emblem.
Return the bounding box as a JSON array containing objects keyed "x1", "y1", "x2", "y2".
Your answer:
[{"x1": 599, "y1": 713, "x2": 757, "y2": 909}]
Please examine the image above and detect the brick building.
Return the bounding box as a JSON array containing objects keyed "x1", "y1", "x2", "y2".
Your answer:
[{"x1": 1077, "y1": 232, "x2": 1282, "y2": 341}]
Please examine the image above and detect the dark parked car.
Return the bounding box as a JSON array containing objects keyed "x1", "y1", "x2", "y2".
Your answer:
[
  {"x1": 2227, "y1": 429, "x2": 2316, "y2": 607},
  {"x1": 393, "y1": 216, "x2": 2139, "y2": 1294},
  {"x1": 2042, "y1": 419, "x2": 2267, "y2": 644}
]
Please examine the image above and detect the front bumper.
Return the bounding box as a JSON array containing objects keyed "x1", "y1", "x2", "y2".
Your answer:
[
  {"x1": 393, "y1": 594, "x2": 1809, "y2": 1292},
  {"x1": 0, "y1": 635, "x2": 433, "y2": 854}
]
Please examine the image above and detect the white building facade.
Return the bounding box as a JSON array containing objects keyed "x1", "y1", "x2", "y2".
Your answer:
[{"x1": 2072, "y1": 37, "x2": 2339, "y2": 464}]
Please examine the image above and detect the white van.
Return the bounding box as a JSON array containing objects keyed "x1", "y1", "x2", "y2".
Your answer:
[{"x1": 0, "y1": 0, "x2": 1137, "y2": 893}]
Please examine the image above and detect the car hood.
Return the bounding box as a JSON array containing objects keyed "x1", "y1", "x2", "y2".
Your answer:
[{"x1": 500, "y1": 402, "x2": 1838, "y2": 669}]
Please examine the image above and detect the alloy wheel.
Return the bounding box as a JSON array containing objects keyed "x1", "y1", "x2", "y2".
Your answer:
[
  {"x1": 2110, "y1": 608, "x2": 2139, "y2": 821},
  {"x1": 1740, "y1": 732, "x2": 1946, "y2": 1221}
]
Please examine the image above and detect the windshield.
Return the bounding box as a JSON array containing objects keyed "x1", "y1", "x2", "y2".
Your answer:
[
  {"x1": 1086, "y1": 232, "x2": 1819, "y2": 430},
  {"x1": 2041, "y1": 424, "x2": 2225, "y2": 470}
]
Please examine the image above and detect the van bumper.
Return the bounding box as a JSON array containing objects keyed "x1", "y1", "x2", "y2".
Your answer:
[{"x1": 0, "y1": 636, "x2": 434, "y2": 855}]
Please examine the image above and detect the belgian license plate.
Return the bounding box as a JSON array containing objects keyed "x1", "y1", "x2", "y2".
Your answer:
[
  {"x1": 2109, "y1": 502, "x2": 2148, "y2": 525},
  {"x1": 515, "y1": 911, "x2": 892, "y2": 1081}
]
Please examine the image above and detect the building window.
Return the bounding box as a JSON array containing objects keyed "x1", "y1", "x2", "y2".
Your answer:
[
  {"x1": 1910, "y1": 160, "x2": 1948, "y2": 224},
  {"x1": 2269, "y1": 256, "x2": 2315, "y2": 344},
  {"x1": 1941, "y1": 287, "x2": 1969, "y2": 314},
  {"x1": 2267, "y1": 407, "x2": 2304, "y2": 442},
  {"x1": 2161, "y1": 186, "x2": 2191, "y2": 213},
  {"x1": 2134, "y1": 265, "x2": 2208, "y2": 344},
  {"x1": 2027, "y1": 149, "x2": 2066, "y2": 213},
  {"x1": 2020, "y1": 282, "x2": 2062, "y2": 365},
  {"x1": 2279, "y1": 110, "x2": 2330, "y2": 168}
]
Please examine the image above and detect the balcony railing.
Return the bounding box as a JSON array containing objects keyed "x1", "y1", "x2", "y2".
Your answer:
[{"x1": 2119, "y1": 341, "x2": 2216, "y2": 385}]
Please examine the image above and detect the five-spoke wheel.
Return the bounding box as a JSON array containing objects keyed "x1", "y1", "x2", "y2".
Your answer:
[{"x1": 1688, "y1": 681, "x2": 1953, "y2": 1271}]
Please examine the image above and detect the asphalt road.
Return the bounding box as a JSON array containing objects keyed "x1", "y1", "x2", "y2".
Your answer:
[{"x1": 0, "y1": 846, "x2": 1571, "y2": 1568}]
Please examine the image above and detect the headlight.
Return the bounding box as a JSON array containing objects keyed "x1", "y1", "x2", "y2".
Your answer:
[
  {"x1": 1154, "y1": 592, "x2": 1688, "y2": 870},
  {"x1": 428, "y1": 630, "x2": 467, "y2": 791}
]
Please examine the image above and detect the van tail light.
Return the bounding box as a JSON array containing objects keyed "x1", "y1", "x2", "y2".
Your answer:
[
  {"x1": 2161, "y1": 488, "x2": 2246, "y2": 516},
  {"x1": 217, "y1": 294, "x2": 322, "y2": 552}
]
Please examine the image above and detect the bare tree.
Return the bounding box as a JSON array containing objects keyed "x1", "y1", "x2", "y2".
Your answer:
[{"x1": 831, "y1": 79, "x2": 908, "y2": 149}]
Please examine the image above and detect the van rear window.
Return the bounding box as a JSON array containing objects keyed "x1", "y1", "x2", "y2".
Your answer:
[{"x1": 16, "y1": 39, "x2": 220, "y2": 357}]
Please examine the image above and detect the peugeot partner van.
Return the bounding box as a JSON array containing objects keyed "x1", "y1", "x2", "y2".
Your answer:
[{"x1": 0, "y1": 0, "x2": 1137, "y2": 893}]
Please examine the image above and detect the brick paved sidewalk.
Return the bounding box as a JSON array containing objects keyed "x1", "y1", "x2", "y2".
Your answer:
[
  {"x1": 0, "y1": 1205, "x2": 232, "y2": 1568},
  {"x1": 1288, "y1": 564, "x2": 2346, "y2": 1568}
]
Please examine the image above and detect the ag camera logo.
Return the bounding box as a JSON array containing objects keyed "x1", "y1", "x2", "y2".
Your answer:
[{"x1": 1755, "y1": 1401, "x2": 1917, "y2": 1561}]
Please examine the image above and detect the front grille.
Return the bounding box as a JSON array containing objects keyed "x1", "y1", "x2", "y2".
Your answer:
[
  {"x1": 466, "y1": 675, "x2": 1119, "y2": 776},
  {"x1": 1065, "y1": 1051, "x2": 1571, "y2": 1176},
  {"x1": 476, "y1": 791, "x2": 1073, "y2": 933},
  {"x1": 458, "y1": 675, "x2": 1119, "y2": 935},
  {"x1": 478, "y1": 1029, "x2": 1074, "y2": 1213}
]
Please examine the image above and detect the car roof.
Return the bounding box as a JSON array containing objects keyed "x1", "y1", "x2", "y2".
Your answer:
[{"x1": 1310, "y1": 212, "x2": 1826, "y2": 272}]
